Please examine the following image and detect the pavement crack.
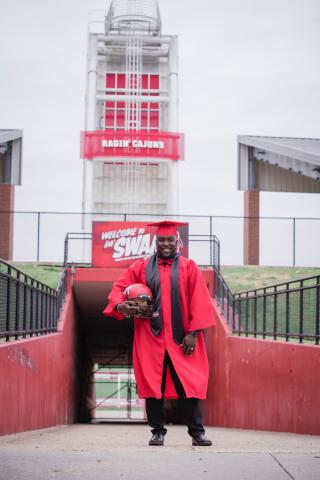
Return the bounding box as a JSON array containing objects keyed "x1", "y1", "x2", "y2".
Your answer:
[{"x1": 269, "y1": 453, "x2": 295, "y2": 480}]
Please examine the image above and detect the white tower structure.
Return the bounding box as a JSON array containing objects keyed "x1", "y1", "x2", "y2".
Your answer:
[{"x1": 81, "y1": 0, "x2": 183, "y2": 232}]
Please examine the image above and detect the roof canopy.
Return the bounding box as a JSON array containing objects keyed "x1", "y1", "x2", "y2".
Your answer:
[
  {"x1": 238, "y1": 136, "x2": 320, "y2": 193},
  {"x1": 0, "y1": 129, "x2": 23, "y2": 185}
]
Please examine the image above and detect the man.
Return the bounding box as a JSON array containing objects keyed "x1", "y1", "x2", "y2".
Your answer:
[{"x1": 103, "y1": 220, "x2": 216, "y2": 446}]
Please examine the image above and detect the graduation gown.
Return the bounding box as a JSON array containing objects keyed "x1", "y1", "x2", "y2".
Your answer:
[{"x1": 103, "y1": 255, "x2": 216, "y2": 399}]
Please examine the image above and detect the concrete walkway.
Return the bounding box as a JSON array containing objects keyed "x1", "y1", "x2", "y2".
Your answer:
[{"x1": 0, "y1": 424, "x2": 320, "y2": 480}]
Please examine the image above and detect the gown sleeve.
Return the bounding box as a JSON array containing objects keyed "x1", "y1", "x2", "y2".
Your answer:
[
  {"x1": 186, "y1": 259, "x2": 217, "y2": 331},
  {"x1": 102, "y1": 259, "x2": 145, "y2": 320}
]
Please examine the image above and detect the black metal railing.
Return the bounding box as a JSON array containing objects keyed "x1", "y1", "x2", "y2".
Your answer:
[
  {"x1": 3, "y1": 210, "x2": 320, "y2": 266},
  {"x1": 214, "y1": 269, "x2": 320, "y2": 345},
  {"x1": 0, "y1": 259, "x2": 68, "y2": 343},
  {"x1": 213, "y1": 267, "x2": 233, "y2": 326}
]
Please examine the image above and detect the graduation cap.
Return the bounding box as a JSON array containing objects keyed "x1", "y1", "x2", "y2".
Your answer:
[{"x1": 147, "y1": 220, "x2": 188, "y2": 237}]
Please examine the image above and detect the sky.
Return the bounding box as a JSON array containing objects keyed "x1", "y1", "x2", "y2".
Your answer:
[{"x1": 1, "y1": 0, "x2": 320, "y2": 264}]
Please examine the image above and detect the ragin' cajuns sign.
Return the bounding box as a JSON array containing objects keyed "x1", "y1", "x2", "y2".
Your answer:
[
  {"x1": 81, "y1": 131, "x2": 184, "y2": 161},
  {"x1": 92, "y1": 221, "x2": 189, "y2": 268}
]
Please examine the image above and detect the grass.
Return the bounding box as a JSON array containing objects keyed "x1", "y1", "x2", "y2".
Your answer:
[
  {"x1": 8, "y1": 263, "x2": 320, "y2": 294},
  {"x1": 3, "y1": 262, "x2": 318, "y2": 344},
  {"x1": 93, "y1": 367, "x2": 142, "y2": 419},
  {"x1": 12, "y1": 263, "x2": 63, "y2": 289},
  {"x1": 221, "y1": 266, "x2": 320, "y2": 294}
]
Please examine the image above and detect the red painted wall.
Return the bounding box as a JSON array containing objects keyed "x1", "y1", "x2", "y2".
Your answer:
[
  {"x1": 73, "y1": 266, "x2": 214, "y2": 288},
  {"x1": 203, "y1": 299, "x2": 320, "y2": 435},
  {"x1": 0, "y1": 271, "x2": 78, "y2": 436}
]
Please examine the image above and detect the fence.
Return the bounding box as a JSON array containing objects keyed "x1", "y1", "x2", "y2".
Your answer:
[
  {"x1": 0, "y1": 259, "x2": 67, "y2": 343},
  {"x1": 214, "y1": 268, "x2": 320, "y2": 345},
  {"x1": 63, "y1": 230, "x2": 221, "y2": 269},
  {"x1": 1, "y1": 211, "x2": 319, "y2": 266}
]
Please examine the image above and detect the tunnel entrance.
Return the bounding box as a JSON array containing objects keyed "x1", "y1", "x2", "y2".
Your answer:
[
  {"x1": 70, "y1": 264, "x2": 215, "y2": 424},
  {"x1": 72, "y1": 267, "x2": 147, "y2": 423}
]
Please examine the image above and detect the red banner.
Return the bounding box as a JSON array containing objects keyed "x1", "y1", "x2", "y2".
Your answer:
[
  {"x1": 81, "y1": 131, "x2": 184, "y2": 161},
  {"x1": 92, "y1": 221, "x2": 189, "y2": 268}
]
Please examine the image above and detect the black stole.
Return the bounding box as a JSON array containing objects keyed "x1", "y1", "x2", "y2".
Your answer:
[{"x1": 145, "y1": 253, "x2": 185, "y2": 345}]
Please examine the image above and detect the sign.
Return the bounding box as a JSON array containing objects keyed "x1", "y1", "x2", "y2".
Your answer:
[
  {"x1": 92, "y1": 221, "x2": 189, "y2": 268},
  {"x1": 81, "y1": 131, "x2": 184, "y2": 161}
]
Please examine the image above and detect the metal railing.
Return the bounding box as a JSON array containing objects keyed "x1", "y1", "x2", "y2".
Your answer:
[
  {"x1": 2, "y1": 210, "x2": 320, "y2": 266},
  {"x1": 63, "y1": 231, "x2": 221, "y2": 269},
  {"x1": 214, "y1": 269, "x2": 320, "y2": 345},
  {"x1": 213, "y1": 267, "x2": 234, "y2": 326},
  {"x1": 0, "y1": 259, "x2": 68, "y2": 343}
]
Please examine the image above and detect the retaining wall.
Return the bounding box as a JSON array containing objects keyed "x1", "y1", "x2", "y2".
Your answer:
[
  {"x1": 0, "y1": 271, "x2": 78, "y2": 436},
  {"x1": 203, "y1": 300, "x2": 320, "y2": 435}
]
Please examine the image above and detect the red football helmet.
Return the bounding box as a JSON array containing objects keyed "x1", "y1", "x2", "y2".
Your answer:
[{"x1": 123, "y1": 283, "x2": 153, "y2": 306}]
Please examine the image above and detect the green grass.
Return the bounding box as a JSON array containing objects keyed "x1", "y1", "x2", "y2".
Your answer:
[
  {"x1": 12, "y1": 263, "x2": 63, "y2": 289},
  {"x1": 2, "y1": 263, "x2": 318, "y2": 345},
  {"x1": 94, "y1": 367, "x2": 139, "y2": 417},
  {"x1": 95, "y1": 380, "x2": 137, "y2": 399},
  {"x1": 221, "y1": 266, "x2": 320, "y2": 294},
  {"x1": 94, "y1": 367, "x2": 135, "y2": 398},
  {"x1": 8, "y1": 263, "x2": 320, "y2": 295}
]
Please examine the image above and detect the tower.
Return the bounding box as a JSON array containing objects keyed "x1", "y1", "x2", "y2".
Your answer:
[{"x1": 81, "y1": 0, "x2": 184, "y2": 233}]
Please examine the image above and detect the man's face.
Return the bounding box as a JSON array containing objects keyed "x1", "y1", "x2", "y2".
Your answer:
[{"x1": 156, "y1": 235, "x2": 178, "y2": 259}]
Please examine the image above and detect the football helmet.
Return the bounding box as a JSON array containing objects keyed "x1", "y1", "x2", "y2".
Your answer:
[
  {"x1": 123, "y1": 283, "x2": 153, "y2": 317},
  {"x1": 123, "y1": 283, "x2": 153, "y2": 306}
]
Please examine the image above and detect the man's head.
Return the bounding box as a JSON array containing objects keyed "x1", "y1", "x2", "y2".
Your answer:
[
  {"x1": 147, "y1": 220, "x2": 187, "y2": 259},
  {"x1": 156, "y1": 235, "x2": 178, "y2": 259}
]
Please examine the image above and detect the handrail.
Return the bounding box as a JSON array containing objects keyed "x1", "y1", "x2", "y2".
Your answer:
[
  {"x1": 214, "y1": 267, "x2": 320, "y2": 345},
  {"x1": 0, "y1": 259, "x2": 68, "y2": 343},
  {"x1": 235, "y1": 280, "x2": 320, "y2": 300},
  {"x1": 235, "y1": 274, "x2": 320, "y2": 297},
  {"x1": 0, "y1": 259, "x2": 57, "y2": 295}
]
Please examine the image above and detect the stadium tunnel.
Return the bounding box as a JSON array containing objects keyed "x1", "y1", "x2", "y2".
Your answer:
[{"x1": 71, "y1": 267, "x2": 134, "y2": 422}]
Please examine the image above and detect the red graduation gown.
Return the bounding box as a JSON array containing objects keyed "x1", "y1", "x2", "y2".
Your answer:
[{"x1": 103, "y1": 255, "x2": 216, "y2": 399}]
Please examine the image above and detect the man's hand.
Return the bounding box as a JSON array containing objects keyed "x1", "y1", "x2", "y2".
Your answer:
[
  {"x1": 116, "y1": 301, "x2": 139, "y2": 317},
  {"x1": 180, "y1": 333, "x2": 196, "y2": 355},
  {"x1": 116, "y1": 301, "x2": 153, "y2": 318},
  {"x1": 137, "y1": 304, "x2": 153, "y2": 318}
]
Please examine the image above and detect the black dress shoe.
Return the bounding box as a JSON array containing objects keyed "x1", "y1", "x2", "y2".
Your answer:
[
  {"x1": 149, "y1": 433, "x2": 164, "y2": 446},
  {"x1": 192, "y1": 434, "x2": 212, "y2": 446}
]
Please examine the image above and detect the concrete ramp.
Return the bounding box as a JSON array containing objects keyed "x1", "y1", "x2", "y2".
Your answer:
[{"x1": 1, "y1": 424, "x2": 320, "y2": 480}]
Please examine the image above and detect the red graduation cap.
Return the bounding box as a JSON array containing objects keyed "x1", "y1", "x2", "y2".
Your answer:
[{"x1": 147, "y1": 220, "x2": 188, "y2": 236}]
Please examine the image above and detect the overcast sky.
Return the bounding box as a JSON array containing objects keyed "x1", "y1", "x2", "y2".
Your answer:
[{"x1": 1, "y1": 0, "x2": 320, "y2": 263}]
